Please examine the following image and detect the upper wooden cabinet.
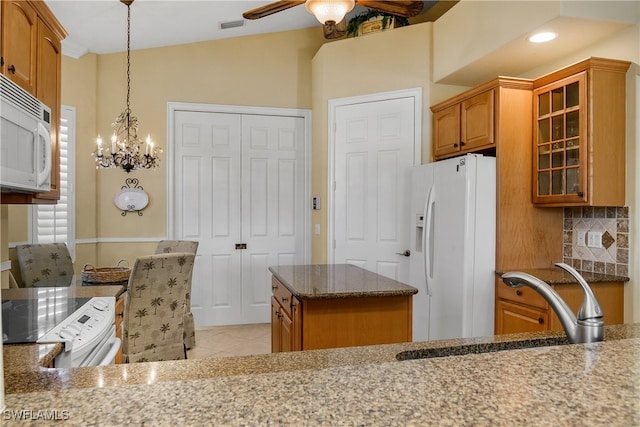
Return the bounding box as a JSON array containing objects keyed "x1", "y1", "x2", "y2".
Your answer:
[
  {"x1": 1, "y1": 0, "x2": 66, "y2": 204},
  {"x1": 2, "y1": 0, "x2": 37, "y2": 94},
  {"x1": 432, "y1": 88, "x2": 495, "y2": 160},
  {"x1": 532, "y1": 57, "x2": 631, "y2": 207}
]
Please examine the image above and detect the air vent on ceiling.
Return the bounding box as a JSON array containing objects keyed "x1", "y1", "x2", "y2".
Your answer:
[{"x1": 220, "y1": 20, "x2": 245, "y2": 30}]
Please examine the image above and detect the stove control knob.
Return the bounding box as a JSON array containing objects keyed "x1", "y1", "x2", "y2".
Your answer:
[
  {"x1": 91, "y1": 300, "x2": 109, "y2": 311},
  {"x1": 59, "y1": 329, "x2": 75, "y2": 340}
]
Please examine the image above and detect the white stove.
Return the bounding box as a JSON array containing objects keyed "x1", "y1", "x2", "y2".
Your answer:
[{"x1": 37, "y1": 297, "x2": 121, "y2": 368}]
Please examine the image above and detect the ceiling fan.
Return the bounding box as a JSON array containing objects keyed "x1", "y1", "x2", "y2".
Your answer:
[{"x1": 243, "y1": 1, "x2": 426, "y2": 39}]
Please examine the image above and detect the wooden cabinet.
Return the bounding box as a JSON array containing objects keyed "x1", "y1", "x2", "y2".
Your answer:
[
  {"x1": 495, "y1": 278, "x2": 624, "y2": 335},
  {"x1": 271, "y1": 279, "x2": 301, "y2": 353},
  {"x1": 271, "y1": 275, "x2": 412, "y2": 352},
  {"x1": 532, "y1": 57, "x2": 631, "y2": 207},
  {"x1": 1, "y1": 0, "x2": 66, "y2": 204},
  {"x1": 432, "y1": 89, "x2": 494, "y2": 159},
  {"x1": 2, "y1": 0, "x2": 37, "y2": 94},
  {"x1": 115, "y1": 295, "x2": 125, "y2": 364}
]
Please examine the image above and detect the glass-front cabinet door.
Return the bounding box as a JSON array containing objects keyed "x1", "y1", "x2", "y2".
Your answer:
[{"x1": 533, "y1": 72, "x2": 587, "y2": 205}]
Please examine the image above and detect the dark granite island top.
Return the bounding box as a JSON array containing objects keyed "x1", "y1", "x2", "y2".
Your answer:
[{"x1": 268, "y1": 263, "x2": 418, "y2": 299}]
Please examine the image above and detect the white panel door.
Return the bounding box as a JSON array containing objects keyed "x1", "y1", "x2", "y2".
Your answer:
[
  {"x1": 174, "y1": 109, "x2": 307, "y2": 326},
  {"x1": 240, "y1": 114, "x2": 305, "y2": 324},
  {"x1": 175, "y1": 111, "x2": 243, "y2": 325},
  {"x1": 333, "y1": 97, "x2": 416, "y2": 283}
]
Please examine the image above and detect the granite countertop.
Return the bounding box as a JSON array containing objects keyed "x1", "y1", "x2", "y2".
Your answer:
[
  {"x1": 268, "y1": 264, "x2": 418, "y2": 299},
  {"x1": 3, "y1": 324, "x2": 640, "y2": 425},
  {"x1": 495, "y1": 267, "x2": 629, "y2": 284}
]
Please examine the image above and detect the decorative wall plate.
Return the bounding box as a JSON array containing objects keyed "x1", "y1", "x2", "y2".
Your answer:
[{"x1": 114, "y1": 188, "x2": 149, "y2": 212}]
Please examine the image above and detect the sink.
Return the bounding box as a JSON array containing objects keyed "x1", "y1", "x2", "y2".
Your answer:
[{"x1": 396, "y1": 336, "x2": 570, "y2": 361}]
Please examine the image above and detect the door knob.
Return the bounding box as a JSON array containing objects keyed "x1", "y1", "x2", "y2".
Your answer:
[{"x1": 395, "y1": 250, "x2": 411, "y2": 257}]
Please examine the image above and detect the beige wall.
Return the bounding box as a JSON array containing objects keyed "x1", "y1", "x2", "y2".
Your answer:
[{"x1": 310, "y1": 23, "x2": 433, "y2": 263}]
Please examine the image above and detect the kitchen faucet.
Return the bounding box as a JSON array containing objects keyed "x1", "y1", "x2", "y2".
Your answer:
[{"x1": 501, "y1": 263, "x2": 604, "y2": 344}]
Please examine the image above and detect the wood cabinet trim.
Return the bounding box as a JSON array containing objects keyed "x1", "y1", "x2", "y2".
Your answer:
[
  {"x1": 431, "y1": 77, "x2": 533, "y2": 112},
  {"x1": 28, "y1": 0, "x2": 67, "y2": 40},
  {"x1": 533, "y1": 57, "x2": 631, "y2": 89}
]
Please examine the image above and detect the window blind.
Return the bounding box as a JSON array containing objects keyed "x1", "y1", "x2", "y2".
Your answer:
[{"x1": 34, "y1": 106, "x2": 75, "y2": 256}]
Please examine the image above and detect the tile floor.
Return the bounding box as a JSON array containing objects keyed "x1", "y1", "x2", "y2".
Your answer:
[{"x1": 187, "y1": 323, "x2": 271, "y2": 360}]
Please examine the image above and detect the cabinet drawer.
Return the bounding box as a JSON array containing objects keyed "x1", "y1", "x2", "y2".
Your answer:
[
  {"x1": 497, "y1": 281, "x2": 548, "y2": 309},
  {"x1": 272, "y1": 277, "x2": 294, "y2": 317}
]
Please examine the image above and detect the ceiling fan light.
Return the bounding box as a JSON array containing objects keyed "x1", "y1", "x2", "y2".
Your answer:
[{"x1": 306, "y1": 0, "x2": 355, "y2": 25}]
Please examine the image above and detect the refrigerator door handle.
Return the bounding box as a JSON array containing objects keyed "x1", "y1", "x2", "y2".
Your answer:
[{"x1": 423, "y1": 186, "x2": 435, "y2": 296}]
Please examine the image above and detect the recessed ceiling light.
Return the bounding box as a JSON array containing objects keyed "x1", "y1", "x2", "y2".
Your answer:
[{"x1": 528, "y1": 32, "x2": 557, "y2": 43}]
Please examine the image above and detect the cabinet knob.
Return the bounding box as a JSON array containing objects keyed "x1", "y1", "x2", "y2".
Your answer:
[
  {"x1": 272, "y1": 285, "x2": 277, "y2": 290},
  {"x1": 538, "y1": 318, "x2": 544, "y2": 324},
  {"x1": 516, "y1": 290, "x2": 522, "y2": 296},
  {"x1": 8, "y1": 64, "x2": 16, "y2": 74},
  {"x1": 453, "y1": 143, "x2": 459, "y2": 148},
  {"x1": 460, "y1": 141, "x2": 466, "y2": 146},
  {"x1": 281, "y1": 296, "x2": 289, "y2": 302}
]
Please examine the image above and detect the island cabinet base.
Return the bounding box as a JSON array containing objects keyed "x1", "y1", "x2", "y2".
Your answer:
[
  {"x1": 300, "y1": 296, "x2": 413, "y2": 350},
  {"x1": 271, "y1": 274, "x2": 414, "y2": 352}
]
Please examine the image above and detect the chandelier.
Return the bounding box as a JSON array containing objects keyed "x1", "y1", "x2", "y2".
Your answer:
[{"x1": 93, "y1": 0, "x2": 161, "y2": 173}]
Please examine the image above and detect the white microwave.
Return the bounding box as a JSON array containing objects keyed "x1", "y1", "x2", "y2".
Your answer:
[{"x1": 0, "y1": 73, "x2": 52, "y2": 193}]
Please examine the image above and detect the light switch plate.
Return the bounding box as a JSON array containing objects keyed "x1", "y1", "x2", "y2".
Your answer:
[
  {"x1": 577, "y1": 231, "x2": 586, "y2": 247},
  {"x1": 587, "y1": 231, "x2": 603, "y2": 248}
]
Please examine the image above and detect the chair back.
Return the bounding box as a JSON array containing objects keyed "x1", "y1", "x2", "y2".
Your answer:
[
  {"x1": 154, "y1": 240, "x2": 199, "y2": 349},
  {"x1": 155, "y1": 240, "x2": 199, "y2": 255},
  {"x1": 15, "y1": 243, "x2": 74, "y2": 287},
  {"x1": 122, "y1": 252, "x2": 195, "y2": 363}
]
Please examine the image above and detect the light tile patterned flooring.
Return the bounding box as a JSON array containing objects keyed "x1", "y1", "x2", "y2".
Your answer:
[{"x1": 187, "y1": 323, "x2": 271, "y2": 360}]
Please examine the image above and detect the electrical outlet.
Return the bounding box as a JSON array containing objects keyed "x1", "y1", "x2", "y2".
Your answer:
[
  {"x1": 577, "y1": 231, "x2": 586, "y2": 247},
  {"x1": 587, "y1": 231, "x2": 603, "y2": 248}
]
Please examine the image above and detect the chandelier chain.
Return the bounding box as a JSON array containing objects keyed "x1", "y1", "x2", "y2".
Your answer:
[
  {"x1": 126, "y1": 0, "x2": 131, "y2": 142},
  {"x1": 92, "y1": 0, "x2": 162, "y2": 173}
]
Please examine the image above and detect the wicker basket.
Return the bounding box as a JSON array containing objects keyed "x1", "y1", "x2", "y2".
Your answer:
[{"x1": 82, "y1": 259, "x2": 131, "y2": 284}]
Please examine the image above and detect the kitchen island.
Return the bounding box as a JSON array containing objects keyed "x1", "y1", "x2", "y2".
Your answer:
[
  {"x1": 269, "y1": 264, "x2": 418, "y2": 351},
  {"x1": 3, "y1": 323, "x2": 640, "y2": 425}
]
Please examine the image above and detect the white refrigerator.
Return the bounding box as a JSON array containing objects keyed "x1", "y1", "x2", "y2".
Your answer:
[{"x1": 410, "y1": 154, "x2": 496, "y2": 342}]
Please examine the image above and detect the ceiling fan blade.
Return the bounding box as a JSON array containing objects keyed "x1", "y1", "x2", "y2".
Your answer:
[
  {"x1": 243, "y1": 0, "x2": 306, "y2": 20},
  {"x1": 356, "y1": 0, "x2": 425, "y2": 18}
]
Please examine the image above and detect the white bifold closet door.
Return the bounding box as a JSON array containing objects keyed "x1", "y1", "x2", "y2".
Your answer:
[{"x1": 174, "y1": 110, "x2": 306, "y2": 326}]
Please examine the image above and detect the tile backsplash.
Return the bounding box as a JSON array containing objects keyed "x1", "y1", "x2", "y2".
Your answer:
[{"x1": 563, "y1": 207, "x2": 629, "y2": 277}]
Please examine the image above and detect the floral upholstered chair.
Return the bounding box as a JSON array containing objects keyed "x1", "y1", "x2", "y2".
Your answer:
[
  {"x1": 154, "y1": 240, "x2": 199, "y2": 350},
  {"x1": 15, "y1": 243, "x2": 74, "y2": 287},
  {"x1": 155, "y1": 240, "x2": 199, "y2": 255},
  {"x1": 122, "y1": 252, "x2": 196, "y2": 363}
]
